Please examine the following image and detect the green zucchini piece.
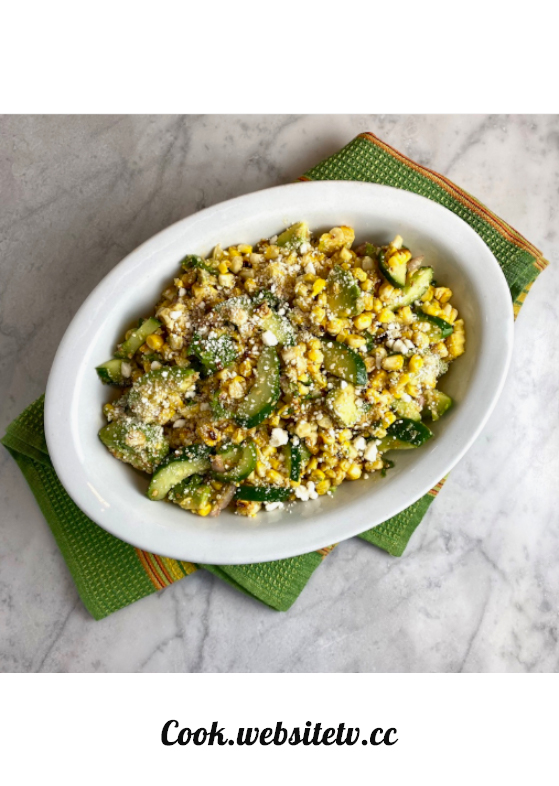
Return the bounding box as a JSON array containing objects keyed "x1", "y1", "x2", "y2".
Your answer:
[
  {"x1": 389, "y1": 267, "x2": 434, "y2": 309},
  {"x1": 392, "y1": 398, "x2": 422, "y2": 421},
  {"x1": 379, "y1": 249, "x2": 407, "y2": 288},
  {"x1": 181, "y1": 254, "x2": 216, "y2": 274},
  {"x1": 326, "y1": 266, "x2": 362, "y2": 318},
  {"x1": 422, "y1": 389, "x2": 453, "y2": 421},
  {"x1": 260, "y1": 310, "x2": 295, "y2": 346},
  {"x1": 96, "y1": 358, "x2": 131, "y2": 386},
  {"x1": 385, "y1": 417, "x2": 433, "y2": 447},
  {"x1": 115, "y1": 317, "x2": 161, "y2": 359},
  {"x1": 327, "y1": 382, "x2": 361, "y2": 426},
  {"x1": 364, "y1": 243, "x2": 378, "y2": 257},
  {"x1": 189, "y1": 332, "x2": 238, "y2": 374},
  {"x1": 253, "y1": 289, "x2": 280, "y2": 309},
  {"x1": 416, "y1": 311, "x2": 454, "y2": 341},
  {"x1": 321, "y1": 339, "x2": 368, "y2": 386},
  {"x1": 128, "y1": 366, "x2": 196, "y2": 424},
  {"x1": 235, "y1": 347, "x2": 280, "y2": 428},
  {"x1": 211, "y1": 441, "x2": 257, "y2": 482},
  {"x1": 148, "y1": 444, "x2": 212, "y2": 500},
  {"x1": 377, "y1": 436, "x2": 418, "y2": 452},
  {"x1": 276, "y1": 222, "x2": 310, "y2": 249},
  {"x1": 99, "y1": 418, "x2": 170, "y2": 473},
  {"x1": 168, "y1": 474, "x2": 202, "y2": 502},
  {"x1": 284, "y1": 440, "x2": 311, "y2": 482},
  {"x1": 235, "y1": 485, "x2": 292, "y2": 503}
]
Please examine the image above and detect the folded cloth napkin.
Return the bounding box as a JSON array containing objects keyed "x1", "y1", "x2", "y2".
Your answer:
[{"x1": 1, "y1": 131, "x2": 548, "y2": 620}]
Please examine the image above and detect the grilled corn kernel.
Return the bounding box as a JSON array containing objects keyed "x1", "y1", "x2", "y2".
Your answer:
[
  {"x1": 228, "y1": 247, "x2": 241, "y2": 256},
  {"x1": 421, "y1": 285, "x2": 434, "y2": 303},
  {"x1": 311, "y1": 305, "x2": 326, "y2": 324},
  {"x1": 336, "y1": 331, "x2": 349, "y2": 343},
  {"x1": 433, "y1": 341, "x2": 449, "y2": 358},
  {"x1": 346, "y1": 334, "x2": 366, "y2": 349},
  {"x1": 389, "y1": 234, "x2": 404, "y2": 250},
  {"x1": 310, "y1": 469, "x2": 326, "y2": 482},
  {"x1": 378, "y1": 308, "x2": 396, "y2": 324},
  {"x1": 408, "y1": 354, "x2": 424, "y2": 373},
  {"x1": 361, "y1": 294, "x2": 375, "y2": 311},
  {"x1": 308, "y1": 348, "x2": 324, "y2": 363},
  {"x1": 382, "y1": 354, "x2": 404, "y2": 371},
  {"x1": 353, "y1": 312, "x2": 373, "y2": 330},
  {"x1": 268, "y1": 414, "x2": 280, "y2": 427},
  {"x1": 406, "y1": 383, "x2": 419, "y2": 398},
  {"x1": 316, "y1": 479, "x2": 331, "y2": 495},
  {"x1": 412, "y1": 330, "x2": 430, "y2": 349},
  {"x1": 346, "y1": 463, "x2": 362, "y2": 480},
  {"x1": 229, "y1": 257, "x2": 243, "y2": 273},
  {"x1": 139, "y1": 342, "x2": 150, "y2": 353},
  {"x1": 264, "y1": 245, "x2": 280, "y2": 260},
  {"x1": 423, "y1": 302, "x2": 442, "y2": 317},
  {"x1": 434, "y1": 286, "x2": 452, "y2": 304},
  {"x1": 311, "y1": 278, "x2": 327, "y2": 297},
  {"x1": 146, "y1": 333, "x2": 164, "y2": 351},
  {"x1": 360, "y1": 279, "x2": 374, "y2": 292},
  {"x1": 381, "y1": 411, "x2": 397, "y2": 428},
  {"x1": 217, "y1": 260, "x2": 229, "y2": 274},
  {"x1": 244, "y1": 278, "x2": 258, "y2": 294},
  {"x1": 353, "y1": 267, "x2": 367, "y2": 282},
  {"x1": 378, "y1": 280, "x2": 395, "y2": 301},
  {"x1": 397, "y1": 306, "x2": 414, "y2": 325},
  {"x1": 256, "y1": 461, "x2": 267, "y2": 478},
  {"x1": 238, "y1": 244, "x2": 252, "y2": 255},
  {"x1": 326, "y1": 318, "x2": 344, "y2": 335},
  {"x1": 197, "y1": 504, "x2": 213, "y2": 517}
]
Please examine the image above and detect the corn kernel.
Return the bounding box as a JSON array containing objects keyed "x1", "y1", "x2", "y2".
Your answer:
[
  {"x1": 353, "y1": 268, "x2": 367, "y2": 282},
  {"x1": 434, "y1": 286, "x2": 452, "y2": 304},
  {"x1": 361, "y1": 294, "x2": 375, "y2": 311},
  {"x1": 406, "y1": 383, "x2": 419, "y2": 398},
  {"x1": 397, "y1": 306, "x2": 414, "y2": 325},
  {"x1": 268, "y1": 414, "x2": 280, "y2": 427},
  {"x1": 146, "y1": 333, "x2": 164, "y2": 351},
  {"x1": 353, "y1": 312, "x2": 373, "y2": 330},
  {"x1": 310, "y1": 469, "x2": 326, "y2": 482},
  {"x1": 381, "y1": 412, "x2": 396, "y2": 428},
  {"x1": 311, "y1": 278, "x2": 327, "y2": 297},
  {"x1": 346, "y1": 463, "x2": 362, "y2": 480},
  {"x1": 315, "y1": 480, "x2": 331, "y2": 495},
  {"x1": 389, "y1": 234, "x2": 404, "y2": 250},
  {"x1": 408, "y1": 354, "x2": 424, "y2": 373},
  {"x1": 326, "y1": 319, "x2": 344, "y2": 335},
  {"x1": 238, "y1": 244, "x2": 253, "y2": 255},
  {"x1": 307, "y1": 457, "x2": 318, "y2": 471},
  {"x1": 336, "y1": 331, "x2": 349, "y2": 343},
  {"x1": 198, "y1": 504, "x2": 213, "y2": 517},
  {"x1": 412, "y1": 330, "x2": 429, "y2": 349},
  {"x1": 360, "y1": 279, "x2": 374, "y2": 292},
  {"x1": 217, "y1": 260, "x2": 229, "y2": 274},
  {"x1": 382, "y1": 354, "x2": 404, "y2": 371},
  {"x1": 378, "y1": 308, "x2": 396, "y2": 324},
  {"x1": 244, "y1": 278, "x2": 258, "y2": 294},
  {"x1": 433, "y1": 341, "x2": 449, "y2": 358},
  {"x1": 139, "y1": 342, "x2": 150, "y2": 353},
  {"x1": 421, "y1": 285, "x2": 434, "y2": 303},
  {"x1": 308, "y1": 348, "x2": 324, "y2": 364},
  {"x1": 228, "y1": 247, "x2": 241, "y2": 257},
  {"x1": 422, "y1": 302, "x2": 441, "y2": 317},
  {"x1": 346, "y1": 334, "x2": 366, "y2": 349},
  {"x1": 311, "y1": 305, "x2": 326, "y2": 324},
  {"x1": 264, "y1": 245, "x2": 280, "y2": 260}
]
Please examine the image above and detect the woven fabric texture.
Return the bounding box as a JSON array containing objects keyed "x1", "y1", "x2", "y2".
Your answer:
[{"x1": 1, "y1": 131, "x2": 548, "y2": 618}]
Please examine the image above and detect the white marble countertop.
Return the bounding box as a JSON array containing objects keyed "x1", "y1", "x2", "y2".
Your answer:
[{"x1": 0, "y1": 115, "x2": 557, "y2": 673}]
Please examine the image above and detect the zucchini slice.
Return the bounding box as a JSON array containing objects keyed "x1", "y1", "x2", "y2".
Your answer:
[
  {"x1": 327, "y1": 382, "x2": 361, "y2": 426},
  {"x1": 235, "y1": 485, "x2": 292, "y2": 503},
  {"x1": 115, "y1": 317, "x2": 161, "y2": 359},
  {"x1": 392, "y1": 398, "x2": 422, "y2": 422},
  {"x1": 422, "y1": 389, "x2": 453, "y2": 421},
  {"x1": 259, "y1": 311, "x2": 295, "y2": 346},
  {"x1": 189, "y1": 332, "x2": 238, "y2": 374},
  {"x1": 96, "y1": 358, "x2": 130, "y2": 386},
  {"x1": 385, "y1": 417, "x2": 433, "y2": 447},
  {"x1": 389, "y1": 267, "x2": 434, "y2": 309},
  {"x1": 181, "y1": 254, "x2": 216, "y2": 274},
  {"x1": 321, "y1": 340, "x2": 368, "y2": 386},
  {"x1": 235, "y1": 347, "x2": 280, "y2": 428},
  {"x1": 326, "y1": 266, "x2": 362, "y2": 318},
  {"x1": 98, "y1": 418, "x2": 170, "y2": 473},
  {"x1": 284, "y1": 440, "x2": 311, "y2": 482},
  {"x1": 276, "y1": 222, "x2": 310, "y2": 249},
  {"x1": 416, "y1": 311, "x2": 454, "y2": 341},
  {"x1": 377, "y1": 436, "x2": 418, "y2": 452},
  {"x1": 379, "y1": 249, "x2": 407, "y2": 288},
  {"x1": 210, "y1": 441, "x2": 257, "y2": 482},
  {"x1": 147, "y1": 444, "x2": 212, "y2": 500}
]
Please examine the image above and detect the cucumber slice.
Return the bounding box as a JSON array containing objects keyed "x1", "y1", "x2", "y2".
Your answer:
[
  {"x1": 392, "y1": 398, "x2": 422, "y2": 421},
  {"x1": 321, "y1": 340, "x2": 368, "y2": 386},
  {"x1": 276, "y1": 222, "x2": 310, "y2": 249},
  {"x1": 284, "y1": 440, "x2": 311, "y2": 482},
  {"x1": 115, "y1": 317, "x2": 161, "y2": 359},
  {"x1": 385, "y1": 417, "x2": 433, "y2": 447},
  {"x1": 189, "y1": 332, "x2": 238, "y2": 374},
  {"x1": 422, "y1": 389, "x2": 453, "y2": 421},
  {"x1": 389, "y1": 267, "x2": 434, "y2": 309},
  {"x1": 416, "y1": 312, "x2": 454, "y2": 340},
  {"x1": 148, "y1": 444, "x2": 212, "y2": 500},
  {"x1": 326, "y1": 266, "x2": 362, "y2": 318},
  {"x1": 96, "y1": 358, "x2": 130, "y2": 386},
  {"x1": 211, "y1": 441, "x2": 257, "y2": 482},
  {"x1": 260, "y1": 311, "x2": 295, "y2": 346},
  {"x1": 327, "y1": 382, "x2": 360, "y2": 426},
  {"x1": 235, "y1": 485, "x2": 292, "y2": 503},
  {"x1": 99, "y1": 418, "x2": 170, "y2": 473},
  {"x1": 181, "y1": 254, "x2": 216, "y2": 274},
  {"x1": 235, "y1": 347, "x2": 280, "y2": 428},
  {"x1": 379, "y1": 249, "x2": 407, "y2": 288}
]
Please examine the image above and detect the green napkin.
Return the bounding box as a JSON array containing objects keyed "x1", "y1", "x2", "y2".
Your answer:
[{"x1": 1, "y1": 131, "x2": 548, "y2": 619}]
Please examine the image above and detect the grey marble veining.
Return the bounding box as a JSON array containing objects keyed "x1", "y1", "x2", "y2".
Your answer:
[{"x1": 1, "y1": 115, "x2": 558, "y2": 673}]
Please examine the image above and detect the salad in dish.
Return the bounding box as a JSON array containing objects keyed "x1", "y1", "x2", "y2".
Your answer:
[{"x1": 96, "y1": 222, "x2": 466, "y2": 518}]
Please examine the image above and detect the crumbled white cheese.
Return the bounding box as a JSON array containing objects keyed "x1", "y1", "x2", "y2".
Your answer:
[
  {"x1": 353, "y1": 436, "x2": 366, "y2": 452},
  {"x1": 392, "y1": 339, "x2": 409, "y2": 355},
  {"x1": 300, "y1": 242, "x2": 311, "y2": 254},
  {"x1": 291, "y1": 435, "x2": 300, "y2": 446},
  {"x1": 363, "y1": 442, "x2": 378, "y2": 462},
  {"x1": 200, "y1": 402, "x2": 210, "y2": 411},
  {"x1": 340, "y1": 380, "x2": 348, "y2": 389},
  {"x1": 304, "y1": 261, "x2": 316, "y2": 275},
  {"x1": 173, "y1": 419, "x2": 186, "y2": 428},
  {"x1": 400, "y1": 393, "x2": 412, "y2": 402},
  {"x1": 306, "y1": 481, "x2": 318, "y2": 500},
  {"x1": 270, "y1": 427, "x2": 289, "y2": 447},
  {"x1": 178, "y1": 287, "x2": 186, "y2": 297},
  {"x1": 170, "y1": 310, "x2": 182, "y2": 319},
  {"x1": 121, "y1": 362, "x2": 132, "y2": 378},
  {"x1": 150, "y1": 361, "x2": 162, "y2": 370},
  {"x1": 295, "y1": 485, "x2": 310, "y2": 501},
  {"x1": 265, "y1": 501, "x2": 285, "y2": 512},
  {"x1": 262, "y1": 330, "x2": 279, "y2": 347}
]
